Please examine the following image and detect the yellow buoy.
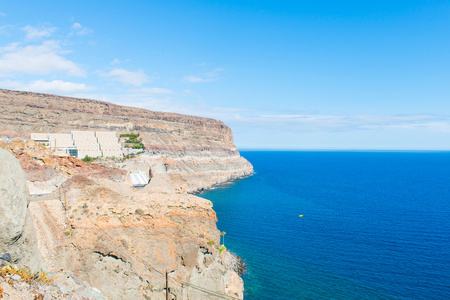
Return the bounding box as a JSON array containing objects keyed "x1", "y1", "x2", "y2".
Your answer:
[{"x1": 299, "y1": 215, "x2": 303, "y2": 217}]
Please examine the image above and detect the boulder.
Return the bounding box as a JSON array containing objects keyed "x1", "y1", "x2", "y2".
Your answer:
[{"x1": 0, "y1": 148, "x2": 41, "y2": 269}]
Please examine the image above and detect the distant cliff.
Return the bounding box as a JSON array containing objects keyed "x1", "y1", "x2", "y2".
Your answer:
[
  {"x1": 0, "y1": 88, "x2": 253, "y2": 192},
  {"x1": 0, "y1": 88, "x2": 233, "y2": 150}
]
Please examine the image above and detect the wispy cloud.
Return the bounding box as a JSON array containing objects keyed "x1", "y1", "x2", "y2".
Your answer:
[
  {"x1": 69, "y1": 22, "x2": 93, "y2": 36},
  {"x1": 182, "y1": 67, "x2": 224, "y2": 83},
  {"x1": 22, "y1": 25, "x2": 57, "y2": 40},
  {"x1": 227, "y1": 113, "x2": 450, "y2": 133},
  {"x1": 0, "y1": 40, "x2": 85, "y2": 76},
  {"x1": 129, "y1": 87, "x2": 174, "y2": 95},
  {"x1": 183, "y1": 75, "x2": 216, "y2": 83},
  {"x1": 0, "y1": 79, "x2": 95, "y2": 94},
  {"x1": 0, "y1": 12, "x2": 6, "y2": 17},
  {"x1": 0, "y1": 25, "x2": 13, "y2": 35},
  {"x1": 206, "y1": 68, "x2": 224, "y2": 76},
  {"x1": 99, "y1": 68, "x2": 149, "y2": 86}
]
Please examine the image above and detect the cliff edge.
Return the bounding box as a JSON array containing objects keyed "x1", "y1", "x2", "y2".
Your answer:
[
  {"x1": 0, "y1": 88, "x2": 253, "y2": 192},
  {"x1": 0, "y1": 88, "x2": 251, "y2": 299}
]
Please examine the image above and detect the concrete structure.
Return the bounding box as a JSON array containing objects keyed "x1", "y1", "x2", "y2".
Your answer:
[
  {"x1": 30, "y1": 131, "x2": 123, "y2": 158},
  {"x1": 30, "y1": 133, "x2": 50, "y2": 145},
  {"x1": 129, "y1": 171, "x2": 150, "y2": 187}
]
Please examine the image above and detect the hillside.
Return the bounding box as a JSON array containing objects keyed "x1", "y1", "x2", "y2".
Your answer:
[
  {"x1": 0, "y1": 88, "x2": 253, "y2": 299},
  {"x1": 0, "y1": 88, "x2": 233, "y2": 150},
  {"x1": 0, "y1": 88, "x2": 253, "y2": 192}
]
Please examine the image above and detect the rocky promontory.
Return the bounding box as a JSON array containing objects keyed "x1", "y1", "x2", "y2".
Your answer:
[
  {"x1": 0, "y1": 88, "x2": 253, "y2": 192},
  {"x1": 0, "y1": 88, "x2": 252, "y2": 299}
]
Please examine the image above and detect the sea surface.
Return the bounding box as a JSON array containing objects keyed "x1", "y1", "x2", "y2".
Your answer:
[{"x1": 198, "y1": 151, "x2": 450, "y2": 300}]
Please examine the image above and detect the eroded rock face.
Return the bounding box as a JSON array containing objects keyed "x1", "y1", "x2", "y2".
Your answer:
[
  {"x1": 0, "y1": 88, "x2": 253, "y2": 190},
  {"x1": 0, "y1": 140, "x2": 244, "y2": 299},
  {"x1": 56, "y1": 176, "x2": 242, "y2": 299},
  {"x1": 0, "y1": 88, "x2": 234, "y2": 149},
  {"x1": 0, "y1": 148, "x2": 41, "y2": 269},
  {"x1": 0, "y1": 88, "x2": 250, "y2": 298}
]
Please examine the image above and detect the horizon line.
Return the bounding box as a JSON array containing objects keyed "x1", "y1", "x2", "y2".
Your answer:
[{"x1": 237, "y1": 148, "x2": 450, "y2": 152}]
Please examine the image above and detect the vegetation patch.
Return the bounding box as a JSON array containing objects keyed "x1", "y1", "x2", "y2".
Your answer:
[
  {"x1": 0, "y1": 265, "x2": 54, "y2": 285},
  {"x1": 120, "y1": 133, "x2": 144, "y2": 149},
  {"x1": 81, "y1": 155, "x2": 97, "y2": 163}
]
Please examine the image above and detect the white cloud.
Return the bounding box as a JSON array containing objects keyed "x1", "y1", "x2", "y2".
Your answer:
[
  {"x1": 129, "y1": 87, "x2": 173, "y2": 95},
  {"x1": 0, "y1": 40, "x2": 85, "y2": 76},
  {"x1": 22, "y1": 25, "x2": 57, "y2": 40},
  {"x1": 0, "y1": 25, "x2": 13, "y2": 35},
  {"x1": 0, "y1": 42, "x2": 19, "y2": 53},
  {"x1": 71, "y1": 23, "x2": 81, "y2": 30},
  {"x1": 182, "y1": 75, "x2": 216, "y2": 83},
  {"x1": 0, "y1": 12, "x2": 6, "y2": 17},
  {"x1": 100, "y1": 68, "x2": 149, "y2": 86},
  {"x1": 111, "y1": 58, "x2": 120, "y2": 65},
  {"x1": 183, "y1": 68, "x2": 223, "y2": 83},
  {"x1": 0, "y1": 79, "x2": 95, "y2": 94},
  {"x1": 206, "y1": 68, "x2": 224, "y2": 77},
  {"x1": 69, "y1": 22, "x2": 93, "y2": 36},
  {"x1": 230, "y1": 113, "x2": 450, "y2": 133}
]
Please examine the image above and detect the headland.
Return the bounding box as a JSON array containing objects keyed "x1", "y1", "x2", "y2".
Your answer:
[{"x1": 0, "y1": 88, "x2": 253, "y2": 299}]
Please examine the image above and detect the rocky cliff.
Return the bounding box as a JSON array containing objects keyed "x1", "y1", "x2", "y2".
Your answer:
[
  {"x1": 0, "y1": 88, "x2": 251, "y2": 299},
  {"x1": 1, "y1": 138, "x2": 244, "y2": 299},
  {"x1": 0, "y1": 88, "x2": 253, "y2": 192}
]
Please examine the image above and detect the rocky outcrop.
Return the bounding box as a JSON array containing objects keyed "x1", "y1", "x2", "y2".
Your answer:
[
  {"x1": 0, "y1": 87, "x2": 250, "y2": 299},
  {"x1": 40, "y1": 174, "x2": 243, "y2": 299},
  {"x1": 0, "y1": 148, "x2": 41, "y2": 270},
  {"x1": 1, "y1": 136, "x2": 245, "y2": 299},
  {"x1": 0, "y1": 88, "x2": 253, "y2": 190}
]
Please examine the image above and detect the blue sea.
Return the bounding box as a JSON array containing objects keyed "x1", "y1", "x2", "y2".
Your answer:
[{"x1": 199, "y1": 151, "x2": 450, "y2": 300}]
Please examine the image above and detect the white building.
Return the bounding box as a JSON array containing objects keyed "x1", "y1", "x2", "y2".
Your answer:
[{"x1": 31, "y1": 131, "x2": 124, "y2": 158}]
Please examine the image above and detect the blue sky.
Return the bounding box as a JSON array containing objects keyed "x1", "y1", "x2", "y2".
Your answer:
[{"x1": 0, "y1": 0, "x2": 449, "y2": 149}]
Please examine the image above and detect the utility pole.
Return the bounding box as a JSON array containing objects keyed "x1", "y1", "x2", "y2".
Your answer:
[
  {"x1": 64, "y1": 188, "x2": 67, "y2": 211},
  {"x1": 165, "y1": 271, "x2": 169, "y2": 300}
]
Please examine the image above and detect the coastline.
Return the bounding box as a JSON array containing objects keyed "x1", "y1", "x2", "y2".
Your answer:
[{"x1": 0, "y1": 88, "x2": 255, "y2": 299}]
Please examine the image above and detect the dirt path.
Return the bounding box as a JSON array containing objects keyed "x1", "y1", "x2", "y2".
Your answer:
[{"x1": 29, "y1": 199, "x2": 67, "y2": 271}]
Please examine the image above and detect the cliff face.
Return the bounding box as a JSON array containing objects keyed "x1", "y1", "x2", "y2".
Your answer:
[
  {"x1": 0, "y1": 88, "x2": 233, "y2": 149},
  {"x1": 0, "y1": 139, "x2": 244, "y2": 299},
  {"x1": 0, "y1": 88, "x2": 253, "y2": 191},
  {"x1": 0, "y1": 88, "x2": 251, "y2": 299}
]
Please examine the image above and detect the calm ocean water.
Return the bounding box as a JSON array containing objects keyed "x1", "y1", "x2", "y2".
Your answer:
[{"x1": 199, "y1": 151, "x2": 450, "y2": 300}]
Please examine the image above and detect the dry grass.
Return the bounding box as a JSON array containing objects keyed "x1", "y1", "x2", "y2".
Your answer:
[{"x1": 0, "y1": 264, "x2": 54, "y2": 285}]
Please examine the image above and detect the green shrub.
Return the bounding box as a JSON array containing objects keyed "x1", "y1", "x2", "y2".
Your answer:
[
  {"x1": 125, "y1": 137, "x2": 140, "y2": 143},
  {"x1": 120, "y1": 133, "x2": 140, "y2": 139},
  {"x1": 81, "y1": 155, "x2": 95, "y2": 162}
]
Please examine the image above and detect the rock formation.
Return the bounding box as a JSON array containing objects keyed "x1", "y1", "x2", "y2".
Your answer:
[
  {"x1": 0, "y1": 138, "x2": 244, "y2": 299},
  {"x1": 0, "y1": 148, "x2": 41, "y2": 270},
  {"x1": 0, "y1": 88, "x2": 253, "y2": 191},
  {"x1": 0, "y1": 88, "x2": 251, "y2": 299}
]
